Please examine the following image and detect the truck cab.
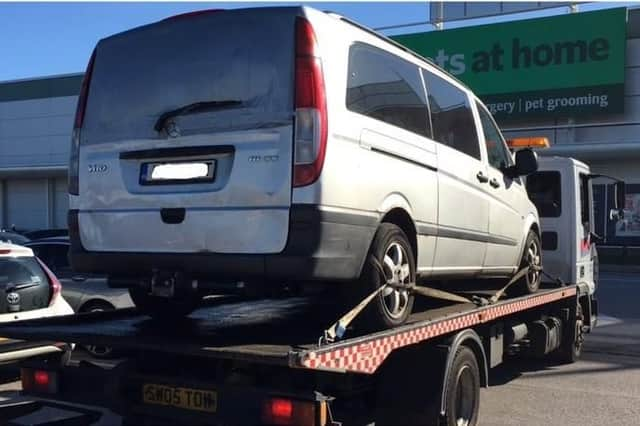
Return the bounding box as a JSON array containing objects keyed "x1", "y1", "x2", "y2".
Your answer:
[{"x1": 526, "y1": 156, "x2": 598, "y2": 293}]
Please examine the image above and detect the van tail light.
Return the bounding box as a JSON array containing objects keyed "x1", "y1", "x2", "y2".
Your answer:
[
  {"x1": 69, "y1": 49, "x2": 96, "y2": 195},
  {"x1": 261, "y1": 398, "x2": 316, "y2": 425},
  {"x1": 38, "y1": 259, "x2": 62, "y2": 307},
  {"x1": 21, "y1": 368, "x2": 59, "y2": 394},
  {"x1": 293, "y1": 17, "x2": 328, "y2": 188}
]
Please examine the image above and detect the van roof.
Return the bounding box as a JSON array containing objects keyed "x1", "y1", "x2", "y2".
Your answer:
[{"x1": 98, "y1": 6, "x2": 472, "y2": 95}]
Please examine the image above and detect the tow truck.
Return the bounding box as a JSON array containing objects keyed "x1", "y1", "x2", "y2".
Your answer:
[{"x1": 0, "y1": 139, "x2": 626, "y2": 426}]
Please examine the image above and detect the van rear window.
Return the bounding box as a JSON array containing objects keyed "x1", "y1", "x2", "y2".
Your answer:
[{"x1": 83, "y1": 9, "x2": 297, "y2": 144}]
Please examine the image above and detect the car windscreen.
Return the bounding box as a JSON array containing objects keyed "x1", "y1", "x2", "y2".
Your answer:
[
  {"x1": 83, "y1": 8, "x2": 297, "y2": 144},
  {"x1": 0, "y1": 256, "x2": 50, "y2": 313}
]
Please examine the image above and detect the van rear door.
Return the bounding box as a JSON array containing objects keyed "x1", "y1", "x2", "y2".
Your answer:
[{"x1": 77, "y1": 8, "x2": 298, "y2": 254}]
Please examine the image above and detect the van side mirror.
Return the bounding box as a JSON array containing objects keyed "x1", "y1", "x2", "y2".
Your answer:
[{"x1": 505, "y1": 148, "x2": 538, "y2": 178}]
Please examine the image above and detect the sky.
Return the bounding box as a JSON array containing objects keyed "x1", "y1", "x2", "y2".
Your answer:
[{"x1": 0, "y1": 1, "x2": 633, "y2": 82}]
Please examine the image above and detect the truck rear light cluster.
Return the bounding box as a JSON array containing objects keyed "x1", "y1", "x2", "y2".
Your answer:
[
  {"x1": 38, "y1": 259, "x2": 62, "y2": 307},
  {"x1": 262, "y1": 397, "x2": 318, "y2": 425},
  {"x1": 293, "y1": 17, "x2": 328, "y2": 188},
  {"x1": 69, "y1": 49, "x2": 96, "y2": 196},
  {"x1": 21, "y1": 368, "x2": 59, "y2": 394}
]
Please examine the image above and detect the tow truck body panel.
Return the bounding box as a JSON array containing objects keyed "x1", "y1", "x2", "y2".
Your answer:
[{"x1": 0, "y1": 283, "x2": 583, "y2": 426}]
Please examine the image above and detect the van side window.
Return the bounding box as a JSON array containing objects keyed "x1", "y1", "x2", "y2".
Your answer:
[
  {"x1": 347, "y1": 44, "x2": 431, "y2": 138},
  {"x1": 526, "y1": 171, "x2": 562, "y2": 217},
  {"x1": 476, "y1": 102, "x2": 513, "y2": 170},
  {"x1": 422, "y1": 70, "x2": 480, "y2": 160}
]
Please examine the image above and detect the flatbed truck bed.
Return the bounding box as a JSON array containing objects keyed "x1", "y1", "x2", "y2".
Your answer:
[{"x1": 0, "y1": 281, "x2": 594, "y2": 426}]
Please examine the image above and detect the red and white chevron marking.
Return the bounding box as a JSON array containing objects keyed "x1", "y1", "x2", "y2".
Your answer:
[{"x1": 302, "y1": 287, "x2": 576, "y2": 374}]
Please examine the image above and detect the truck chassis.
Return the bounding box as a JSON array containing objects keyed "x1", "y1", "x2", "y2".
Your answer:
[{"x1": 0, "y1": 280, "x2": 594, "y2": 426}]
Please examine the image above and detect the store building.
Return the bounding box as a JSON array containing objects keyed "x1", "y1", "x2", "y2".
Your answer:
[
  {"x1": 393, "y1": 5, "x2": 640, "y2": 262},
  {"x1": 0, "y1": 73, "x2": 82, "y2": 231},
  {"x1": 0, "y1": 6, "x2": 638, "y2": 263}
]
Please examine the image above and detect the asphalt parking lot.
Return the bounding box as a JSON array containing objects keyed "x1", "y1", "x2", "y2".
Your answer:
[{"x1": 1, "y1": 272, "x2": 640, "y2": 425}]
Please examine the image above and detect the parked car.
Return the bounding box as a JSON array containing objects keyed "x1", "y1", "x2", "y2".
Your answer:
[
  {"x1": 26, "y1": 237, "x2": 133, "y2": 313},
  {"x1": 68, "y1": 6, "x2": 541, "y2": 328},
  {"x1": 23, "y1": 229, "x2": 69, "y2": 240},
  {"x1": 26, "y1": 237, "x2": 133, "y2": 357},
  {"x1": 0, "y1": 231, "x2": 29, "y2": 245},
  {"x1": 0, "y1": 243, "x2": 73, "y2": 364}
]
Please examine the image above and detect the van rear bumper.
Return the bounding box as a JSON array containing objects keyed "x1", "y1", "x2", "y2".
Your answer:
[{"x1": 69, "y1": 205, "x2": 378, "y2": 282}]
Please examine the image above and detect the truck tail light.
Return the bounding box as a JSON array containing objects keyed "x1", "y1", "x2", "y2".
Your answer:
[
  {"x1": 21, "y1": 368, "x2": 59, "y2": 394},
  {"x1": 262, "y1": 398, "x2": 316, "y2": 425},
  {"x1": 293, "y1": 17, "x2": 327, "y2": 188},
  {"x1": 69, "y1": 49, "x2": 96, "y2": 195}
]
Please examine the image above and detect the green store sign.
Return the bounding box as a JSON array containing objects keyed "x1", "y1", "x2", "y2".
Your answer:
[{"x1": 393, "y1": 8, "x2": 627, "y2": 121}]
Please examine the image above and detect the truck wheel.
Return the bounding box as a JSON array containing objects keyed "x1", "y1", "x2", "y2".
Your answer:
[
  {"x1": 129, "y1": 287, "x2": 199, "y2": 320},
  {"x1": 360, "y1": 223, "x2": 415, "y2": 329},
  {"x1": 443, "y1": 346, "x2": 480, "y2": 426},
  {"x1": 513, "y1": 230, "x2": 542, "y2": 295},
  {"x1": 555, "y1": 304, "x2": 584, "y2": 364}
]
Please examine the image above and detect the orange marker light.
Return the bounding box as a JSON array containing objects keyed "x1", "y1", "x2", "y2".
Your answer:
[{"x1": 506, "y1": 137, "x2": 550, "y2": 149}]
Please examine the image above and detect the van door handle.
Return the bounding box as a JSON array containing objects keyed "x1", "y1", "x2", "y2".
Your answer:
[
  {"x1": 489, "y1": 178, "x2": 501, "y2": 188},
  {"x1": 476, "y1": 171, "x2": 489, "y2": 183}
]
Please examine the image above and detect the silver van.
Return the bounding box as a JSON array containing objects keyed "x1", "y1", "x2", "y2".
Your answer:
[{"x1": 69, "y1": 7, "x2": 541, "y2": 327}]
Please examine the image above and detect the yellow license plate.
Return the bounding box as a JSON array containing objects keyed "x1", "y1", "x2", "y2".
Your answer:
[{"x1": 143, "y1": 384, "x2": 217, "y2": 413}]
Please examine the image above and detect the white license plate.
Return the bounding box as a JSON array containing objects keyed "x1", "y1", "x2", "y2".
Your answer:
[{"x1": 142, "y1": 161, "x2": 215, "y2": 184}]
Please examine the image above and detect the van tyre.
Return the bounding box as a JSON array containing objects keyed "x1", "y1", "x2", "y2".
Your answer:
[
  {"x1": 360, "y1": 223, "x2": 415, "y2": 330},
  {"x1": 129, "y1": 287, "x2": 200, "y2": 320},
  {"x1": 443, "y1": 346, "x2": 480, "y2": 426},
  {"x1": 513, "y1": 230, "x2": 542, "y2": 295}
]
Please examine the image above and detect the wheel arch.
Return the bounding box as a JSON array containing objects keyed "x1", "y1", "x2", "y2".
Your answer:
[
  {"x1": 78, "y1": 298, "x2": 115, "y2": 313},
  {"x1": 440, "y1": 329, "x2": 489, "y2": 416},
  {"x1": 515, "y1": 215, "x2": 541, "y2": 269},
  {"x1": 379, "y1": 207, "x2": 418, "y2": 266}
]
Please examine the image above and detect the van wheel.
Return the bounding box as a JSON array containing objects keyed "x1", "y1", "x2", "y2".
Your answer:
[
  {"x1": 129, "y1": 287, "x2": 200, "y2": 320},
  {"x1": 360, "y1": 223, "x2": 415, "y2": 330},
  {"x1": 513, "y1": 230, "x2": 542, "y2": 295}
]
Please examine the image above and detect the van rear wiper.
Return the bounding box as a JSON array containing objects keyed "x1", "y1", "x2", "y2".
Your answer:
[{"x1": 154, "y1": 100, "x2": 243, "y2": 132}]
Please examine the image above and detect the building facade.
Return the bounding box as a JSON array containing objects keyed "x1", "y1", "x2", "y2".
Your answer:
[{"x1": 0, "y1": 74, "x2": 82, "y2": 231}]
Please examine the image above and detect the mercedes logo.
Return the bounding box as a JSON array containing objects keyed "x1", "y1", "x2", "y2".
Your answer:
[
  {"x1": 6, "y1": 292, "x2": 20, "y2": 305},
  {"x1": 166, "y1": 120, "x2": 181, "y2": 138}
]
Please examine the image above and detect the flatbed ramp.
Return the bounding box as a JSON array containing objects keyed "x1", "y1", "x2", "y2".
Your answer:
[{"x1": 0, "y1": 285, "x2": 576, "y2": 375}]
